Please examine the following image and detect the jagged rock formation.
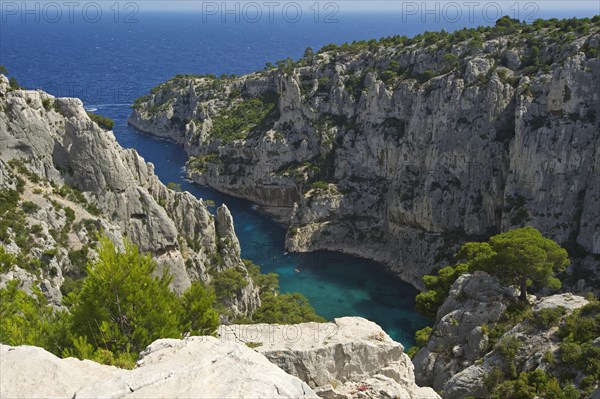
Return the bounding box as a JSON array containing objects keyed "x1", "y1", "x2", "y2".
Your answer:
[
  {"x1": 0, "y1": 75, "x2": 259, "y2": 316},
  {"x1": 411, "y1": 272, "x2": 591, "y2": 398},
  {"x1": 220, "y1": 317, "x2": 440, "y2": 399},
  {"x1": 129, "y1": 20, "x2": 600, "y2": 288},
  {"x1": 0, "y1": 337, "x2": 318, "y2": 398}
]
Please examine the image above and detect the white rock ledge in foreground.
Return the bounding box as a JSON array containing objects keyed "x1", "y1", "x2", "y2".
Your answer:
[
  {"x1": 0, "y1": 337, "x2": 317, "y2": 399},
  {"x1": 0, "y1": 317, "x2": 439, "y2": 399}
]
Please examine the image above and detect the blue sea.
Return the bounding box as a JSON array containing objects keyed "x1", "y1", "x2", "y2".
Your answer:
[{"x1": 2, "y1": 3, "x2": 596, "y2": 346}]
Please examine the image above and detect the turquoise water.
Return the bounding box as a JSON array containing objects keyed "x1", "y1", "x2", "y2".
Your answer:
[
  {"x1": 4, "y1": 8, "x2": 595, "y2": 345},
  {"x1": 108, "y1": 103, "x2": 429, "y2": 345}
]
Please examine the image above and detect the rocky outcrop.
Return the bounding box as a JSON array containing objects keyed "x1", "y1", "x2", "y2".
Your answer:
[
  {"x1": 0, "y1": 75, "x2": 259, "y2": 316},
  {"x1": 220, "y1": 317, "x2": 440, "y2": 399},
  {"x1": 129, "y1": 21, "x2": 600, "y2": 288},
  {"x1": 0, "y1": 337, "x2": 317, "y2": 398},
  {"x1": 412, "y1": 272, "x2": 518, "y2": 390},
  {"x1": 0, "y1": 318, "x2": 440, "y2": 399},
  {"x1": 411, "y1": 273, "x2": 590, "y2": 398},
  {"x1": 444, "y1": 292, "x2": 590, "y2": 399}
]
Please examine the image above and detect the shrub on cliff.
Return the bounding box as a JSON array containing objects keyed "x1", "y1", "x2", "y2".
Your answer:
[
  {"x1": 252, "y1": 291, "x2": 325, "y2": 324},
  {"x1": 0, "y1": 280, "x2": 70, "y2": 354},
  {"x1": 558, "y1": 298, "x2": 600, "y2": 395},
  {"x1": 242, "y1": 260, "x2": 325, "y2": 324},
  {"x1": 210, "y1": 92, "x2": 279, "y2": 143},
  {"x1": 180, "y1": 282, "x2": 219, "y2": 336},
  {"x1": 464, "y1": 227, "x2": 569, "y2": 302},
  {"x1": 68, "y1": 236, "x2": 219, "y2": 357},
  {"x1": 415, "y1": 263, "x2": 469, "y2": 318},
  {"x1": 490, "y1": 369, "x2": 580, "y2": 399},
  {"x1": 87, "y1": 112, "x2": 114, "y2": 130},
  {"x1": 210, "y1": 266, "x2": 249, "y2": 301}
]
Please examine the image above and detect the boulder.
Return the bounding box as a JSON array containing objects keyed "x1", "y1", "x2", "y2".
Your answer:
[{"x1": 220, "y1": 317, "x2": 440, "y2": 399}]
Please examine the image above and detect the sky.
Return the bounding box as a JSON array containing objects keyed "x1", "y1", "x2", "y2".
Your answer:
[
  {"x1": 5, "y1": 1, "x2": 599, "y2": 29},
  {"x1": 129, "y1": 1, "x2": 600, "y2": 13},
  {"x1": 12, "y1": 1, "x2": 600, "y2": 13}
]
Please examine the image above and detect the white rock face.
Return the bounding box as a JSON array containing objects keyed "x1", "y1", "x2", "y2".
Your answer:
[
  {"x1": 0, "y1": 344, "x2": 121, "y2": 398},
  {"x1": 532, "y1": 292, "x2": 589, "y2": 312},
  {"x1": 0, "y1": 77, "x2": 259, "y2": 316},
  {"x1": 0, "y1": 338, "x2": 318, "y2": 399},
  {"x1": 220, "y1": 317, "x2": 440, "y2": 399},
  {"x1": 129, "y1": 29, "x2": 600, "y2": 288}
]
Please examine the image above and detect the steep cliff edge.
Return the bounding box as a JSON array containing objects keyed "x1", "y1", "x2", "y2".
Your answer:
[
  {"x1": 0, "y1": 75, "x2": 259, "y2": 316},
  {"x1": 129, "y1": 18, "x2": 600, "y2": 287}
]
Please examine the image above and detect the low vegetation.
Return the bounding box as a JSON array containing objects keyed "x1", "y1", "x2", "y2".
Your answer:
[
  {"x1": 406, "y1": 326, "x2": 432, "y2": 358},
  {"x1": 483, "y1": 301, "x2": 598, "y2": 399},
  {"x1": 210, "y1": 91, "x2": 279, "y2": 143},
  {"x1": 557, "y1": 299, "x2": 600, "y2": 396},
  {"x1": 87, "y1": 112, "x2": 115, "y2": 131},
  {"x1": 315, "y1": 16, "x2": 599, "y2": 57},
  {"x1": 489, "y1": 369, "x2": 580, "y2": 399},
  {"x1": 187, "y1": 152, "x2": 220, "y2": 174}
]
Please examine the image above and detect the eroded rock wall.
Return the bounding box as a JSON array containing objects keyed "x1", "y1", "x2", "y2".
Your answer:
[{"x1": 129, "y1": 24, "x2": 600, "y2": 287}]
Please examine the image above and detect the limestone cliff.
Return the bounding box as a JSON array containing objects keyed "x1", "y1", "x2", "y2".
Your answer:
[
  {"x1": 0, "y1": 75, "x2": 259, "y2": 317},
  {"x1": 129, "y1": 18, "x2": 600, "y2": 287}
]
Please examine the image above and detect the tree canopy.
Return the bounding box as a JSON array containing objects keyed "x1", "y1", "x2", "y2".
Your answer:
[
  {"x1": 460, "y1": 226, "x2": 569, "y2": 302},
  {"x1": 416, "y1": 227, "x2": 570, "y2": 318},
  {"x1": 69, "y1": 236, "x2": 182, "y2": 356}
]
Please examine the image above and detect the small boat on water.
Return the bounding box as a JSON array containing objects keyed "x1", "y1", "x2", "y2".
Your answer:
[{"x1": 294, "y1": 268, "x2": 301, "y2": 273}]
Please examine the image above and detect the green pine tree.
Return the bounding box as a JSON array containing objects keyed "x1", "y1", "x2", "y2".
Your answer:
[
  {"x1": 180, "y1": 282, "x2": 219, "y2": 336},
  {"x1": 69, "y1": 236, "x2": 182, "y2": 356}
]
